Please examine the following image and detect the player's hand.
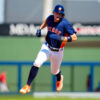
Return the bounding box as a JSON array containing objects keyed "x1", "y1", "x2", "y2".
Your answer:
[
  {"x1": 36, "y1": 29, "x2": 41, "y2": 37},
  {"x1": 63, "y1": 37, "x2": 67, "y2": 42}
]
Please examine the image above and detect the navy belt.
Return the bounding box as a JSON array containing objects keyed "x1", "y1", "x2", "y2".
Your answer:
[{"x1": 45, "y1": 42, "x2": 59, "y2": 52}]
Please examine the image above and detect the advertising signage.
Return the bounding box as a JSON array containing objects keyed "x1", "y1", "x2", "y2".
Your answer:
[{"x1": 0, "y1": 23, "x2": 100, "y2": 36}]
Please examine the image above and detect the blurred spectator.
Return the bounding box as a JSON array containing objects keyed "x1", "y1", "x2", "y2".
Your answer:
[
  {"x1": 95, "y1": 82, "x2": 100, "y2": 92},
  {"x1": 0, "y1": 71, "x2": 9, "y2": 92},
  {"x1": 86, "y1": 74, "x2": 91, "y2": 91}
]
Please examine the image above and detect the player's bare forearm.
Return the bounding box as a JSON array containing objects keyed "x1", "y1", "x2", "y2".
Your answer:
[
  {"x1": 40, "y1": 19, "x2": 47, "y2": 30},
  {"x1": 63, "y1": 33, "x2": 77, "y2": 42},
  {"x1": 71, "y1": 33, "x2": 77, "y2": 41}
]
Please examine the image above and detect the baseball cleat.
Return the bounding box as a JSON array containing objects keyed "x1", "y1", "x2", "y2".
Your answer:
[
  {"x1": 56, "y1": 75, "x2": 63, "y2": 92},
  {"x1": 20, "y1": 84, "x2": 30, "y2": 94}
]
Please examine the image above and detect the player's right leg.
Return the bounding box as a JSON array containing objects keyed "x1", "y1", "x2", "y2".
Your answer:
[
  {"x1": 50, "y1": 49, "x2": 64, "y2": 92},
  {"x1": 20, "y1": 43, "x2": 49, "y2": 94},
  {"x1": 56, "y1": 73, "x2": 63, "y2": 92}
]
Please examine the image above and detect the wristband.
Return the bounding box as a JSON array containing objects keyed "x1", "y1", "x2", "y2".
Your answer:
[{"x1": 67, "y1": 36, "x2": 72, "y2": 42}]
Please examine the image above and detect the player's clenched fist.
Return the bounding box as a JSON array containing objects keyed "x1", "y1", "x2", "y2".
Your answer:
[{"x1": 36, "y1": 29, "x2": 41, "y2": 37}]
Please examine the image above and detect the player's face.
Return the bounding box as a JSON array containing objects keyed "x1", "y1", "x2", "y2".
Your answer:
[{"x1": 53, "y1": 12, "x2": 63, "y2": 22}]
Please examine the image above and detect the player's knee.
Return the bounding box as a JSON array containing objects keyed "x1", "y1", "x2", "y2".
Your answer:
[
  {"x1": 51, "y1": 70, "x2": 59, "y2": 75},
  {"x1": 33, "y1": 61, "x2": 41, "y2": 68}
]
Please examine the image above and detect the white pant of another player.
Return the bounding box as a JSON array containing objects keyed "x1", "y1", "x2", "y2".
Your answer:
[
  {"x1": 0, "y1": 83, "x2": 9, "y2": 92},
  {"x1": 34, "y1": 42, "x2": 64, "y2": 75}
]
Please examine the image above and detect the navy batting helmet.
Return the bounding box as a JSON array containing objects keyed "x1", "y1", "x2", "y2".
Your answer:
[{"x1": 53, "y1": 5, "x2": 64, "y2": 15}]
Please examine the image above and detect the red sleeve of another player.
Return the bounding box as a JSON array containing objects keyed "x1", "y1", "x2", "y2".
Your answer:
[{"x1": 0, "y1": 73, "x2": 6, "y2": 83}]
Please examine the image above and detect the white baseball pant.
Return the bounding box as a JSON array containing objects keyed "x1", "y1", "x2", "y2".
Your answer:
[
  {"x1": 34, "y1": 42, "x2": 64, "y2": 75},
  {"x1": 0, "y1": 83, "x2": 9, "y2": 92}
]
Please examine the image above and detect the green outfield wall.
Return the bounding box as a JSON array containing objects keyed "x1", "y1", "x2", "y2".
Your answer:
[
  {"x1": 0, "y1": 36, "x2": 100, "y2": 92},
  {"x1": 0, "y1": 36, "x2": 100, "y2": 61}
]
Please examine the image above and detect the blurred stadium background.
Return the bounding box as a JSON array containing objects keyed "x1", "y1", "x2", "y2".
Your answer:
[{"x1": 0, "y1": 0, "x2": 100, "y2": 100}]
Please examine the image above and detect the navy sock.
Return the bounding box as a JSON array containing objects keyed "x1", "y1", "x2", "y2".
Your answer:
[
  {"x1": 56, "y1": 71, "x2": 61, "y2": 81},
  {"x1": 27, "y1": 65, "x2": 39, "y2": 85}
]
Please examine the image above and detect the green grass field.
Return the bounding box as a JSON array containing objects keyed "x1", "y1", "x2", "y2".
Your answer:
[{"x1": 0, "y1": 95, "x2": 100, "y2": 100}]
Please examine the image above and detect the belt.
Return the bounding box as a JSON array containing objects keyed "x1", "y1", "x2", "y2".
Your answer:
[{"x1": 45, "y1": 42, "x2": 60, "y2": 52}]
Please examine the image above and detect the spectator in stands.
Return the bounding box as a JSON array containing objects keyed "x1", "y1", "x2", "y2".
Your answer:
[
  {"x1": 95, "y1": 82, "x2": 100, "y2": 92},
  {"x1": 86, "y1": 74, "x2": 91, "y2": 91},
  {"x1": 0, "y1": 70, "x2": 9, "y2": 92}
]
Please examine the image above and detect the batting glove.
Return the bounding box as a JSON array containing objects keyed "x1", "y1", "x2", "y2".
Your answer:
[{"x1": 36, "y1": 29, "x2": 41, "y2": 37}]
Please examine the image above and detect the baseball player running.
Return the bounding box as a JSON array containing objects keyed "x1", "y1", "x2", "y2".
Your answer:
[{"x1": 20, "y1": 4, "x2": 77, "y2": 94}]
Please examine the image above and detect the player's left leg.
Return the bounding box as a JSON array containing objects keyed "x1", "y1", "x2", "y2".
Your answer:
[{"x1": 50, "y1": 50, "x2": 64, "y2": 92}]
